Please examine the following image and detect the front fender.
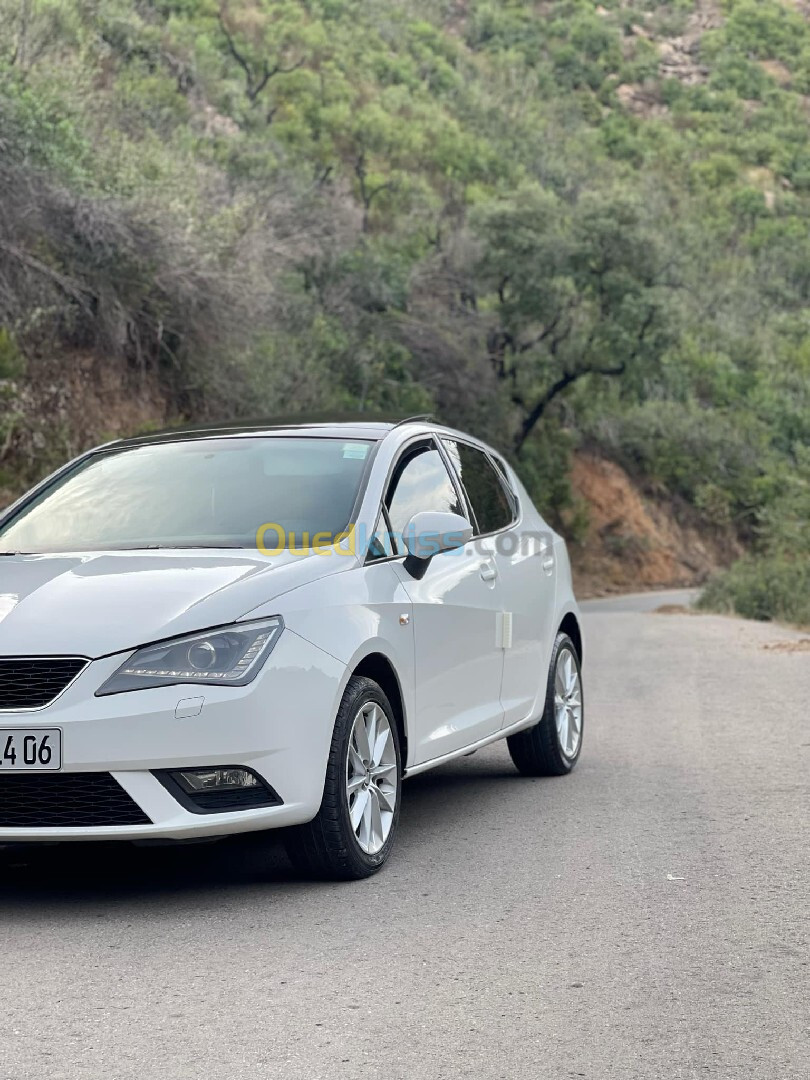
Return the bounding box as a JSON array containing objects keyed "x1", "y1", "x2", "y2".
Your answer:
[{"x1": 245, "y1": 563, "x2": 416, "y2": 763}]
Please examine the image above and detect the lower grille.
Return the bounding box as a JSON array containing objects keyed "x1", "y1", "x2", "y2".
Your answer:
[
  {"x1": 0, "y1": 657, "x2": 88, "y2": 710},
  {"x1": 184, "y1": 786, "x2": 282, "y2": 813},
  {"x1": 0, "y1": 773, "x2": 151, "y2": 827}
]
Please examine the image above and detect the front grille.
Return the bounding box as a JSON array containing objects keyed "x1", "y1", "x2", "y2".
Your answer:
[
  {"x1": 0, "y1": 773, "x2": 151, "y2": 827},
  {"x1": 0, "y1": 657, "x2": 88, "y2": 710}
]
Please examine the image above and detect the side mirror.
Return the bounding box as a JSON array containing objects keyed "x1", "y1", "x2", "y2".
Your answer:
[{"x1": 401, "y1": 511, "x2": 473, "y2": 579}]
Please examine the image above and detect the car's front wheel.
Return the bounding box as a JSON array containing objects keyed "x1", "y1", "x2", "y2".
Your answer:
[
  {"x1": 507, "y1": 632, "x2": 583, "y2": 777},
  {"x1": 285, "y1": 675, "x2": 401, "y2": 880}
]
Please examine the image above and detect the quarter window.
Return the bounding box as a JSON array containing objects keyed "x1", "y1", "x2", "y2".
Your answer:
[
  {"x1": 366, "y1": 510, "x2": 397, "y2": 561},
  {"x1": 441, "y1": 440, "x2": 515, "y2": 535}
]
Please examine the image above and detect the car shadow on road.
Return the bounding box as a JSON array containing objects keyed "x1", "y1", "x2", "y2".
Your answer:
[{"x1": 0, "y1": 749, "x2": 542, "y2": 911}]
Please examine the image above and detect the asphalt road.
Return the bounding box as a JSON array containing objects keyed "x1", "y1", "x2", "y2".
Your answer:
[
  {"x1": 1, "y1": 597, "x2": 808, "y2": 1079},
  {"x1": 580, "y1": 587, "x2": 700, "y2": 613}
]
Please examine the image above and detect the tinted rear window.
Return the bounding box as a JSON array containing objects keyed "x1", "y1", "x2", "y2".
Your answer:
[{"x1": 441, "y1": 439, "x2": 515, "y2": 535}]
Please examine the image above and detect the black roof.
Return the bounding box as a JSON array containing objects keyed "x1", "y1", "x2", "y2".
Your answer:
[
  {"x1": 106, "y1": 413, "x2": 439, "y2": 450},
  {"x1": 107, "y1": 419, "x2": 403, "y2": 450}
]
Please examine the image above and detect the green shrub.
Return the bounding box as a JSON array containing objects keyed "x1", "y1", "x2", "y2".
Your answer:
[
  {"x1": 0, "y1": 328, "x2": 25, "y2": 379},
  {"x1": 721, "y1": 0, "x2": 809, "y2": 65},
  {"x1": 699, "y1": 556, "x2": 810, "y2": 626}
]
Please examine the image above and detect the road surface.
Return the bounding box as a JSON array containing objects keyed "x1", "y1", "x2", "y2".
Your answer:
[
  {"x1": 580, "y1": 587, "x2": 700, "y2": 613},
  {"x1": 1, "y1": 596, "x2": 808, "y2": 1079}
]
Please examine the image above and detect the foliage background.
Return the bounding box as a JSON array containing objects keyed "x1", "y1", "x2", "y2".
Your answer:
[{"x1": 0, "y1": 0, "x2": 807, "y2": 622}]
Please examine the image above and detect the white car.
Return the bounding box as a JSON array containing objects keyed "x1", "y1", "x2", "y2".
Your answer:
[{"x1": 0, "y1": 420, "x2": 583, "y2": 879}]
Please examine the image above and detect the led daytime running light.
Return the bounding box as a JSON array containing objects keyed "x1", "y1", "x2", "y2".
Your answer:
[{"x1": 96, "y1": 618, "x2": 283, "y2": 696}]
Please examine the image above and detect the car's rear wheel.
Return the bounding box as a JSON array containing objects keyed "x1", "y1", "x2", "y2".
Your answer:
[
  {"x1": 285, "y1": 675, "x2": 401, "y2": 880},
  {"x1": 507, "y1": 632, "x2": 583, "y2": 777}
]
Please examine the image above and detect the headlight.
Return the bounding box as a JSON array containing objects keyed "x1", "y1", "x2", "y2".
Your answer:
[{"x1": 96, "y1": 617, "x2": 284, "y2": 696}]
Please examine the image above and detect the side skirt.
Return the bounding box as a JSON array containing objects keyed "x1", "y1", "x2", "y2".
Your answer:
[{"x1": 403, "y1": 711, "x2": 539, "y2": 779}]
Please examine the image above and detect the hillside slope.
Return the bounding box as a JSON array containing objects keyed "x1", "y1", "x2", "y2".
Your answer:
[{"x1": 569, "y1": 451, "x2": 743, "y2": 595}]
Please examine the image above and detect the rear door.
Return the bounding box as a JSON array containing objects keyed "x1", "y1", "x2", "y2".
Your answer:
[
  {"x1": 379, "y1": 438, "x2": 505, "y2": 764},
  {"x1": 441, "y1": 438, "x2": 554, "y2": 728}
]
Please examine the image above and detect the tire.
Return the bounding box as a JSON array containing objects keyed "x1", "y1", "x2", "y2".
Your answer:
[
  {"x1": 285, "y1": 675, "x2": 402, "y2": 881},
  {"x1": 507, "y1": 632, "x2": 584, "y2": 777}
]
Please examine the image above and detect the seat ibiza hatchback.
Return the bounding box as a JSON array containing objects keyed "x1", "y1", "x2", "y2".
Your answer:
[{"x1": 0, "y1": 420, "x2": 583, "y2": 879}]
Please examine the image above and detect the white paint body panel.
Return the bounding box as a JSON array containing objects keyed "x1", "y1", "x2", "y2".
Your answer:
[
  {"x1": 389, "y1": 543, "x2": 505, "y2": 763},
  {"x1": 492, "y1": 470, "x2": 560, "y2": 728},
  {"x1": 0, "y1": 421, "x2": 582, "y2": 843},
  {"x1": 0, "y1": 549, "x2": 347, "y2": 657}
]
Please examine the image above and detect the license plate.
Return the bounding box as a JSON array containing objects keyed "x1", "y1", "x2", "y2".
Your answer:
[{"x1": 0, "y1": 729, "x2": 62, "y2": 771}]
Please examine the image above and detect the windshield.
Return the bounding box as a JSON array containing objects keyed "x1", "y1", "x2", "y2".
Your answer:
[{"x1": 0, "y1": 437, "x2": 373, "y2": 554}]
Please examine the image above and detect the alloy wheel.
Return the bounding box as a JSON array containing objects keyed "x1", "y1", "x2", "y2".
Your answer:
[
  {"x1": 554, "y1": 648, "x2": 582, "y2": 759},
  {"x1": 346, "y1": 701, "x2": 398, "y2": 855}
]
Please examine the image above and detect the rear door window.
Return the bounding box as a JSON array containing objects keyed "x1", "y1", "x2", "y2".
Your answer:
[{"x1": 441, "y1": 440, "x2": 515, "y2": 536}]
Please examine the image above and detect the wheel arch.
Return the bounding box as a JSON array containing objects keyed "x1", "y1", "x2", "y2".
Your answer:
[
  {"x1": 351, "y1": 652, "x2": 408, "y2": 770},
  {"x1": 558, "y1": 611, "x2": 583, "y2": 664}
]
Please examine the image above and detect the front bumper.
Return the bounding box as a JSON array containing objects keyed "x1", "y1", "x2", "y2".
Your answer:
[{"x1": 0, "y1": 629, "x2": 346, "y2": 842}]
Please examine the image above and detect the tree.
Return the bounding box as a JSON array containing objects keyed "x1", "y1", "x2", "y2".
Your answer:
[
  {"x1": 469, "y1": 184, "x2": 677, "y2": 455},
  {"x1": 216, "y1": 0, "x2": 313, "y2": 109}
]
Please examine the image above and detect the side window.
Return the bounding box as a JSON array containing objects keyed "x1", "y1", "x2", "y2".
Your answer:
[
  {"x1": 385, "y1": 445, "x2": 463, "y2": 543},
  {"x1": 442, "y1": 439, "x2": 514, "y2": 535}
]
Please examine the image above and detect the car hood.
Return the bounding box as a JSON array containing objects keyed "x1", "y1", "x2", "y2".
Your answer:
[{"x1": 0, "y1": 549, "x2": 346, "y2": 657}]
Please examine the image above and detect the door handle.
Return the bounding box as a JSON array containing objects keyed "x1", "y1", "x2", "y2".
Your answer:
[
  {"x1": 542, "y1": 556, "x2": 555, "y2": 574},
  {"x1": 479, "y1": 561, "x2": 498, "y2": 581}
]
